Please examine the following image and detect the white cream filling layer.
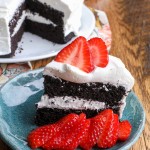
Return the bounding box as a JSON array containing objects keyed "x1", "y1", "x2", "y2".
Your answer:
[
  {"x1": 12, "y1": 11, "x2": 57, "y2": 38},
  {"x1": 37, "y1": 95, "x2": 106, "y2": 110},
  {"x1": 27, "y1": 11, "x2": 57, "y2": 26}
]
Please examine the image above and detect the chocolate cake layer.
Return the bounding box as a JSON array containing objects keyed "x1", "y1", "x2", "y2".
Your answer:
[
  {"x1": 35, "y1": 75, "x2": 126, "y2": 125},
  {"x1": 25, "y1": 20, "x2": 75, "y2": 44},
  {"x1": 26, "y1": 0, "x2": 64, "y2": 25},
  {"x1": 44, "y1": 75, "x2": 126, "y2": 107},
  {"x1": 35, "y1": 107, "x2": 120, "y2": 126},
  {"x1": 11, "y1": 21, "x2": 25, "y2": 57}
]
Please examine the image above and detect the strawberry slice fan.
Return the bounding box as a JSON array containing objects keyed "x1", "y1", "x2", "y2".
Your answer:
[
  {"x1": 28, "y1": 109, "x2": 132, "y2": 149},
  {"x1": 55, "y1": 36, "x2": 109, "y2": 73}
]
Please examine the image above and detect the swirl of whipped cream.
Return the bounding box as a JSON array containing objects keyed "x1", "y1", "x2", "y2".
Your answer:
[{"x1": 44, "y1": 55, "x2": 134, "y2": 91}]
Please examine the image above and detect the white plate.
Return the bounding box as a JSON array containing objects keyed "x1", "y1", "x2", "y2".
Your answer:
[{"x1": 0, "y1": 5, "x2": 95, "y2": 63}]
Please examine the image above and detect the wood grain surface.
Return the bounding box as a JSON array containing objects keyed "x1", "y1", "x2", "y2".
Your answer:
[
  {"x1": 0, "y1": 0, "x2": 150, "y2": 149},
  {"x1": 85, "y1": 0, "x2": 150, "y2": 150}
]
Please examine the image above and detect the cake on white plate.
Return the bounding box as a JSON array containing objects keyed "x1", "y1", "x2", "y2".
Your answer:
[
  {"x1": 0, "y1": 0, "x2": 84, "y2": 57},
  {"x1": 35, "y1": 36, "x2": 134, "y2": 126}
]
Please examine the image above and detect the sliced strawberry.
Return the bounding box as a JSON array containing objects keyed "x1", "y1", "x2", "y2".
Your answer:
[
  {"x1": 97, "y1": 113, "x2": 119, "y2": 148},
  {"x1": 88, "y1": 37, "x2": 109, "y2": 67},
  {"x1": 27, "y1": 124, "x2": 58, "y2": 149},
  {"x1": 61, "y1": 113, "x2": 90, "y2": 150},
  {"x1": 56, "y1": 113, "x2": 79, "y2": 129},
  {"x1": 27, "y1": 113, "x2": 78, "y2": 149},
  {"x1": 42, "y1": 113, "x2": 79, "y2": 149},
  {"x1": 55, "y1": 36, "x2": 94, "y2": 73},
  {"x1": 118, "y1": 120, "x2": 132, "y2": 141},
  {"x1": 109, "y1": 114, "x2": 119, "y2": 147},
  {"x1": 80, "y1": 109, "x2": 113, "y2": 150}
]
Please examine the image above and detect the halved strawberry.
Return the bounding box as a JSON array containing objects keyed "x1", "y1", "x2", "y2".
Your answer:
[
  {"x1": 88, "y1": 37, "x2": 109, "y2": 67},
  {"x1": 97, "y1": 113, "x2": 119, "y2": 148},
  {"x1": 80, "y1": 109, "x2": 113, "y2": 150},
  {"x1": 118, "y1": 120, "x2": 132, "y2": 141},
  {"x1": 55, "y1": 36, "x2": 94, "y2": 73},
  {"x1": 27, "y1": 113, "x2": 78, "y2": 149},
  {"x1": 42, "y1": 113, "x2": 79, "y2": 149}
]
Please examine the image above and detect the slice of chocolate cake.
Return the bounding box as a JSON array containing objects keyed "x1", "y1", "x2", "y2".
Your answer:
[
  {"x1": 0, "y1": 0, "x2": 84, "y2": 57},
  {"x1": 35, "y1": 37, "x2": 134, "y2": 126}
]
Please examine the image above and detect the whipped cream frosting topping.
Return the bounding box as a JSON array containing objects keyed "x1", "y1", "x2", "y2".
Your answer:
[
  {"x1": 44, "y1": 55, "x2": 134, "y2": 91},
  {"x1": 37, "y1": 95, "x2": 106, "y2": 110},
  {"x1": 0, "y1": 0, "x2": 25, "y2": 20}
]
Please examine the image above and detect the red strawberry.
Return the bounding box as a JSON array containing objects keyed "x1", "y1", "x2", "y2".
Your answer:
[
  {"x1": 60, "y1": 113, "x2": 90, "y2": 150},
  {"x1": 97, "y1": 112, "x2": 119, "y2": 148},
  {"x1": 80, "y1": 109, "x2": 113, "y2": 150},
  {"x1": 56, "y1": 113, "x2": 79, "y2": 129},
  {"x1": 118, "y1": 120, "x2": 132, "y2": 141},
  {"x1": 27, "y1": 124, "x2": 58, "y2": 149},
  {"x1": 55, "y1": 36, "x2": 94, "y2": 73},
  {"x1": 42, "y1": 113, "x2": 80, "y2": 149},
  {"x1": 88, "y1": 37, "x2": 109, "y2": 67},
  {"x1": 27, "y1": 113, "x2": 78, "y2": 149}
]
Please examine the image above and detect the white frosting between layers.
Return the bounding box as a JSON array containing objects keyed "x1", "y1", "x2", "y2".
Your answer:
[
  {"x1": 0, "y1": 0, "x2": 83, "y2": 55},
  {"x1": 11, "y1": 11, "x2": 58, "y2": 38},
  {"x1": 27, "y1": 11, "x2": 57, "y2": 26},
  {"x1": 44, "y1": 56, "x2": 134, "y2": 91},
  {"x1": 37, "y1": 0, "x2": 83, "y2": 36},
  {"x1": 37, "y1": 95, "x2": 106, "y2": 110}
]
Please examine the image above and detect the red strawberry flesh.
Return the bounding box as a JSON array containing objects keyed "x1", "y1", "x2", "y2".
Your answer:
[
  {"x1": 61, "y1": 113, "x2": 90, "y2": 150},
  {"x1": 80, "y1": 109, "x2": 114, "y2": 150},
  {"x1": 27, "y1": 109, "x2": 132, "y2": 150},
  {"x1": 118, "y1": 120, "x2": 132, "y2": 141},
  {"x1": 27, "y1": 113, "x2": 78, "y2": 149},
  {"x1": 88, "y1": 37, "x2": 109, "y2": 67},
  {"x1": 27, "y1": 124, "x2": 58, "y2": 149},
  {"x1": 55, "y1": 36, "x2": 94, "y2": 73},
  {"x1": 42, "y1": 113, "x2": 79, "y2": 149},
  {"x1": 97, "y1": 113, "x2": 119, "y2": 148}
]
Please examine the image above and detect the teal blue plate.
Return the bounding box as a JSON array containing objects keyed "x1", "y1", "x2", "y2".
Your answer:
[{"x1": 0, "y1": 69, "x2": 145, "y2": 150}]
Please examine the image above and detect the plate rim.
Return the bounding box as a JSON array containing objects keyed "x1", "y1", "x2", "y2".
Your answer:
[
  {"x1": 0, "y1": 69, "x2": 146, "y2": 150},
  {"x1": 0, "y1": 5, "x2": 95, "y2": 64}
]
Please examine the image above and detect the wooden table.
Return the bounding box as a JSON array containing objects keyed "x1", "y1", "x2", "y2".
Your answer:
[
  {"x1": 85, "y1": 0, "x2": 150, "y2": 150},
  {"x1": 0, "y1": 0, "x2": 150, "y2": 149}
]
